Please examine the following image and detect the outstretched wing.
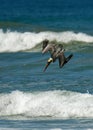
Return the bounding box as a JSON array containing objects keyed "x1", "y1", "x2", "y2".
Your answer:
[
  {"x1": 42, "y1": 39, "x2": 49, "y2": 51},
  {"x1": 57, "y1": 44, "x2": 63, "y2": 51},
  {"x1": 58, "y1": 53, "x2": 73, "y2": 68},
  {"x1": 66, "y1": 54, "x2": 73, "y2": 62},
  {"x1": 55, "y1": 44, "x2": 63, "y2": 55}
]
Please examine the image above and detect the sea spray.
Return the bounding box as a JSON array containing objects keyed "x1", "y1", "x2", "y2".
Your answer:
[
  {"x1": 0, "y1": 90, "x2": 93, "y2": 119},
  {"x1": 0, "y1": 29, "x2": 93, "y2": 52}
]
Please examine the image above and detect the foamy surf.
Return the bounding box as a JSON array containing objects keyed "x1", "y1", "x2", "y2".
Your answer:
[
  {"x1": 0, "y1": 29, "x2": 93, "y2": 52},
  {"x1": 0, "y1": 90, "x2": 93, "y2": 119}
]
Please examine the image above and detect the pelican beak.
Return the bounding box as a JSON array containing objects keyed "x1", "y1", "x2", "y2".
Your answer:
[{"x1": 43, "y1": 58, "x2": 53, "y2": 72}]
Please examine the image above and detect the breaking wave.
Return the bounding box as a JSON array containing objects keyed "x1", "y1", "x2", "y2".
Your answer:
[
  {"x1": 0, "y1": 90, "x2": 93, "y2": 119},
  {"x1": 0, "y1": 29, "x2": 93, "y2": 52}
]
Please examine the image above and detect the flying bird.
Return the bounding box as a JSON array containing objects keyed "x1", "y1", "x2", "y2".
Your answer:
[{"x1": 42, "y1": 39, "x2": 73, "y2": 72}]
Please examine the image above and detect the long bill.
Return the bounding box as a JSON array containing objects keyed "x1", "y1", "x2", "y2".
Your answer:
[{"x1": 43, "y1": 62, "x2": 51, "y2": 72}]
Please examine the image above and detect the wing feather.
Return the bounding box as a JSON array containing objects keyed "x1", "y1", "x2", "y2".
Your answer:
[
  {"x1": 58, "y1": 52, "x2": 66, "y2": 68},
  {"x1": 42, "y1": 44, "x2": 56, "y2": 54}
]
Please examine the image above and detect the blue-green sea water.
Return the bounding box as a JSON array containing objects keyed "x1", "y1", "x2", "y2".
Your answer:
[{"x1": 0, "y1": 0, "x2": 93, "y2": 129}]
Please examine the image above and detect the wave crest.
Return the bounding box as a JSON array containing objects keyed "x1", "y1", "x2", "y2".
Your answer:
[
  {"x1": 0, "y1": 90, "x2": 93, "y2": 119},
  {"x1": 0, "y1": 29, "x2": 93, "y2": 52}
]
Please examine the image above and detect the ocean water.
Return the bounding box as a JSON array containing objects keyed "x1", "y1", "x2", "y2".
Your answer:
[{"x1": 0, "y1": 0, "x2": 93, "y2": 129}]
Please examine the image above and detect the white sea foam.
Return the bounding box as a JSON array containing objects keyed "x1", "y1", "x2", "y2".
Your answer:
[
  {"x1": 0, "y1": 90, "x2": 93, "y2": 119},
  {"x1": 0, "y1": 128, "x2": 20, "y2": 130},
  {"x1": 50, "y1": 128, "x2": 62, "y2": 130},
  {"x1": 0, "y1": 29, "x2": 93, "y2": 52}
]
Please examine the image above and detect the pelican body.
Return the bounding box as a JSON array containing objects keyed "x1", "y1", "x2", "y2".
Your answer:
[{"x1": 42, "y1": 39, "x2": 73, "y2": 72}]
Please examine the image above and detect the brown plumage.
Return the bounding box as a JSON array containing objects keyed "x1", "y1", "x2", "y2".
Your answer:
[{"x1": 42, "y1": 40, "x2": 73, "y2": 71}]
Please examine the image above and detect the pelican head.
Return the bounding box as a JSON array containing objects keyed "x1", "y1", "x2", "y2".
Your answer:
[{"x1": 47, "y1": 57, "x2": 53, "y2": 63}]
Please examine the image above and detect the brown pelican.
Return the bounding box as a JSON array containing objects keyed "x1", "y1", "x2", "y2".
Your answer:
[{"x1": 42, "y1": 39, "x2": 73, "y2": 72}]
